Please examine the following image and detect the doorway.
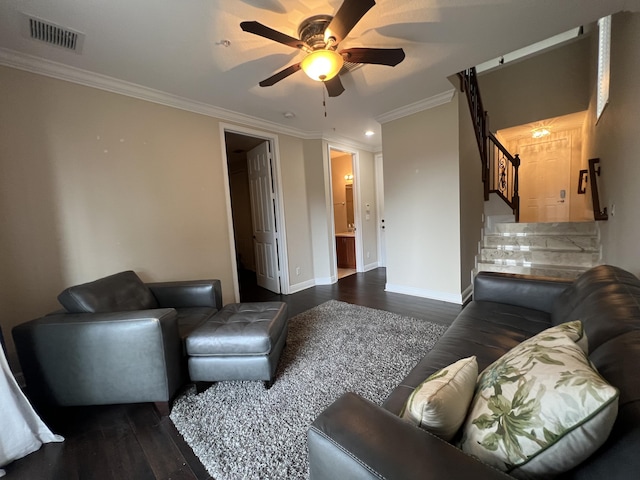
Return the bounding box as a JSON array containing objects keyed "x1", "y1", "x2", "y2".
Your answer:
[
  {"x1": 497, "y1": 111, "x2": 589, "y2": 223},
  {"x1": 329, "y1": 147, "x2": 359, "y2": 279},
  {"x1": 222, "y1": 126, "x2": 289, "y2": 300}
]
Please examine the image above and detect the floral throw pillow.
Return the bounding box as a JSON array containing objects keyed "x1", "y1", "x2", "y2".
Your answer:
[
  {"x1": 459, "y1": 324, "x2": 617, "y2": 478},
  {"x1": 401, "y1": 356, "x2": 478, "y2": 441}
]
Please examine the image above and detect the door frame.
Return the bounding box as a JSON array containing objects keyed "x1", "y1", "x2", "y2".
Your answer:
[
  {"x1": 327, "y1": 144, "x2": 363, "y2": 276},
  {"x1": 219, "y1": 123, "x2": 290, "y2": 300},
  {"x1": 374, "y1": 153, "x2": 386, "y2": 267}
]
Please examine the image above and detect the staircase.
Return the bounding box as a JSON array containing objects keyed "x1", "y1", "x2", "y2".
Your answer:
[{"x1": 477, "y1": 221, "x2": 602, "y2": 279}]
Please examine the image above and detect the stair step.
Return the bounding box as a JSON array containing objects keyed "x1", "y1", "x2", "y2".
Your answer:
[
  {"x1": 480, "y1": 248, "x2": 600, "y2": 267},
  {"x1": 492, "y1": 221, "x2": 598, "y2": 236},
  {"x1": 476, "y1": 263, "x2": 592, "y2": 280},
  {"x1": 477, "y1": 221, "x2": 601, "y2": 280},
  {"x1": 483, "y1": 234, "x2": 599, "y2": 252}
]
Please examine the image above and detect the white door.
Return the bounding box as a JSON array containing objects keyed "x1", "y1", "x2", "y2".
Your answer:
[
  {"x1": 518, "y1": 137, "x2": 571, "y2": 223},
  {"x1": 247, "y1": 141, "x2": 280, "y2": 293}
]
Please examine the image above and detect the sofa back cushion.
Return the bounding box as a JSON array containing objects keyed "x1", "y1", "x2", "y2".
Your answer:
[
  {"x1": 550, "y1": 265, "x2": 640, "y2": 351},
  {"x1": 58, "y1": 271, "x2": 159, "y2": 313}
]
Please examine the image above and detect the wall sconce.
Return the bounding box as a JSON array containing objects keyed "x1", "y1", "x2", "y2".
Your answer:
[{"x1": 344, "y1": 173, "x2": 353, "y2": 183}]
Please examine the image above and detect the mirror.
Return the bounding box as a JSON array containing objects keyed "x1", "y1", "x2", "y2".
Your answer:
[{"x1": 345, "y1": 185, "x2": 354, "y2": 228}]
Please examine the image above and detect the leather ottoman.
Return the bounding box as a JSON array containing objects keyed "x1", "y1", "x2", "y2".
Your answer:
[{"x1": 185, "y1": 302, "x2": 288, "y2": 389}]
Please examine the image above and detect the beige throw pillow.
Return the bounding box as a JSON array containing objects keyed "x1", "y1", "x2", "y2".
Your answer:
[
  {"x1": 459, "y1": 324, "x2": 617, "y2": 479},
  {"x1": 401, "y1": 356, "x2": 478, "y2": 441}
]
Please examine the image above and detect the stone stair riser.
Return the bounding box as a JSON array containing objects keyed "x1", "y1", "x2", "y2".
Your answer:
[{"x1": 483, "y1": 235, "x2": 599, "y2": 252}]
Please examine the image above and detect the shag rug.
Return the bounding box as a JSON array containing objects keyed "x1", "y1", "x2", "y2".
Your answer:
[{"x1": 170, "y1": 300, "x2": 448, "y2": 480}]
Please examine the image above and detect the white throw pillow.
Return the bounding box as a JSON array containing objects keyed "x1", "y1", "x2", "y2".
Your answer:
[
  {"x1": 401, "y1": 356, "x2": 478, "y2": 441},
  {"x1": 459, "y1": 327, "x2": 618, "y2": 479}
]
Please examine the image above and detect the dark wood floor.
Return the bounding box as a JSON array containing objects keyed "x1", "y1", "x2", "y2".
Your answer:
[{"x1": 5, "y1": 268, "x2": 461, "y2": 480}]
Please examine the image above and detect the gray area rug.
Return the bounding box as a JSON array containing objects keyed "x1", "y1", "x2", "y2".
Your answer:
[{"x1": 170, "y1": 300, "x2": 448, "y2": 479}]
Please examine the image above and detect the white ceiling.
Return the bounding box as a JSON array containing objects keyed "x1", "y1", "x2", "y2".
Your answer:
[{"x1": 1, "y1": 0, "x2": 638, "y2": 150}]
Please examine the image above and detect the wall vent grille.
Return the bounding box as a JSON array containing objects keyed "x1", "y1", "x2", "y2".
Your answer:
[{"x1": 23, "y1": 15, "x2": 85, "y2": 53}]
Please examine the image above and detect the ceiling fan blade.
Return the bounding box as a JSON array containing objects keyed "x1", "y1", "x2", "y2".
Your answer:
[
  {"x1": 324, "y1": 76, "x2": 345, "y2": 97},
  {"x1": 241, "y1": 21, "x2": 307, "y2": 50},
  {"x1": 259, "y1": 63, "x2": 302, "y2": 87},
  {"x1": 340, "y1": 47, "x2": 405, "y2": 66},
  {"x1": 325, "y1": 0, "x2": 376, "y2": 45}
]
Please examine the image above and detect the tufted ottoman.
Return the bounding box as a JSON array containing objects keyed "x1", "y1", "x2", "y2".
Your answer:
[{"x1": 185, "y1": 302, "x2": 288, "y2": 389}]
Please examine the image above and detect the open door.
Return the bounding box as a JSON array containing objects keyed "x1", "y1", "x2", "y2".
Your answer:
[{"x1": 247, "y1": 141, "x2": 281, "y2": 293}]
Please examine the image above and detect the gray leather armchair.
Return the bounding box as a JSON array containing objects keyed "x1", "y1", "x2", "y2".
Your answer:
[{"x1": 13, "y1": 271, "x2": 222, "y2": 415}]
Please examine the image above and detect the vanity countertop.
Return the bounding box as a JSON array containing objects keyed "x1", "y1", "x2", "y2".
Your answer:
[{"x1": 335, "y1": 232, "x2": 355, "y2": 238}]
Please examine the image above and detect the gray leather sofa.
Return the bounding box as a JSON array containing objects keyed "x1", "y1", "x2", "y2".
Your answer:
[
  {"x1": 13, "y1": 271, "x2": 222, "y2": 415},
  {"x1": 308, "y1": 265, "x2": 640, "y2": 479}
]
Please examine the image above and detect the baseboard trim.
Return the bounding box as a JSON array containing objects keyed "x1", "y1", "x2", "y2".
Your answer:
[
  {"x1": 287, "y1": 279, "x2": 316, "y2": 294},
  {"x1": 461, "y1": 283, "x2": 473, "y2": 304},
  {"x1": 363, "y1": 262, "x2": 379, "y2": 272},
  {"x1": 385, "y1": 283, "x2": 463, "y2": 305},
  {"x1": 315, "y1": 276, "x2": 336, "y2": 286}
]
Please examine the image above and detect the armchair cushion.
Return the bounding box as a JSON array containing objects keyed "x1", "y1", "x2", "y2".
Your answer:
[{"x1": 57, "y1": 271, "x2": 158, "y2": 313}]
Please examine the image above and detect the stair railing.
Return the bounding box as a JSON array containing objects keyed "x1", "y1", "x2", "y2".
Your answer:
[
  {"x1": 459, "y1": 67, "x2": 520, "y2": 220},
  {"x1": 488, "y1": 133, "x2": 520, "y2": 221}
]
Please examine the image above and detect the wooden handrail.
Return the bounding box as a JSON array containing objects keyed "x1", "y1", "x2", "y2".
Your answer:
[
  {"x1": 459, "y1": 68, "x2": 519, "y2": 220},
  {"x1": 588, "y1": 158, "x2": 608, "y2": 221}
]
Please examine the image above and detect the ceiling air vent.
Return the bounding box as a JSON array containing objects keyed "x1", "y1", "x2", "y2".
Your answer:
[{"x1": 22, "y1": 14, "x2": 85, "y2": 53}]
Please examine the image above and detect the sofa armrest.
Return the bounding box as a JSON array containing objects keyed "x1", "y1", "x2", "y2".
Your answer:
[
  {"x1": 308, "y1": 392, "x2": 510, "y2": 480},
  {"x1": 12, "y1": 309, "x2": 184, "y2": 407},
  {"x1": 147, "y1": 279, "x2": 222, "y2": 310},
  {"x1": 473, "y1": 271, "x2": 572, "y2": 313}
]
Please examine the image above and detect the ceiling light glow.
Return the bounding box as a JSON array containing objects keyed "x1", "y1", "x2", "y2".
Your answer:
[
  {"x1": 532, "y1": 128, "x2": 550, "y2": 138},
  {"x1": 300, "y1": 50, "x2": 344, "y2": 82},
  {"x1": 365, "y1": 130, "x2": 375, "y2": 136}
]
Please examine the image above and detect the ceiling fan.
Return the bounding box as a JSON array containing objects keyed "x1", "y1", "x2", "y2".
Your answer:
[{"x1": 240, "y1": 0, "x2": 405, "y2": 97}]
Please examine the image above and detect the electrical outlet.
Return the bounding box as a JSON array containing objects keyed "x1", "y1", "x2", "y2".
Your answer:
[
  {"x1": 366, "y1": 251, "x2": 370, "y2": 259},
  {"x1": 295, "y1": 267, "x2": 301, "y2": 276}
]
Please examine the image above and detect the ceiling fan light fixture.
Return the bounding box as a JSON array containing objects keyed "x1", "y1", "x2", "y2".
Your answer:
[{"x1": 301, "y1": 50, "x2": 344, "y2": 82}]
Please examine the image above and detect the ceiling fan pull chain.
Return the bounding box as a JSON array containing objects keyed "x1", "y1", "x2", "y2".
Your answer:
[{"x1": 323, "y1": 85, "x2": 327, "y2": 117}]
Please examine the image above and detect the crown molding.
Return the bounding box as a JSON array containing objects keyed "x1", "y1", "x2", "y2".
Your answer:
[
  {"x1": 375, "y1": 89, "x2": 456, "y2": 124},
  {"x1": 0, "y1": 47, "x2": 319, "y2": 142}
]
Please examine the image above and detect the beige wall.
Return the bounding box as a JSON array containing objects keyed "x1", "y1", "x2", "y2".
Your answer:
[
  {"x1": 0, "y1": 66, "x2": 236, "y2": 366},
  {"x1": 583, "y1": 12, "x2": 640, "y2": 276},
  {"x1": 458, "y1": 92, "x2": 484, "y2": 293},
  {"x1": 479, "y1": 37, "x2": 591, "y2": 131},
  {"x1": 381, "y1": 97, "x2": 464, "y2": 302},
  {"x1": 276, "y1": 134, "x2": 315, "y2": 288},
  {"x1": 0, "y1": 65, "x2": 323, "y2": 367}
]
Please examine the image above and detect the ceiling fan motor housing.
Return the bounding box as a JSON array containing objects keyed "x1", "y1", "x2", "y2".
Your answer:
[{"x1": 298, "y1": 15, "x2": 333, "y2": 50}]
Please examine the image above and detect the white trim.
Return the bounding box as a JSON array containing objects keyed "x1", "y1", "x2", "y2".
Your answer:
[
  {"x1": 327, "y1": 144, "x2": 363, "y2": 278},
  {"x1": 596, "y1": 16, "x2": 611, "y2": 122},
  {"x1": 374, "y1": 153, "x2": 386, "y2": 267},
  {"x1": 218, "y1": 125, "x2": 241, "y2": 303},
  {"x1": 0, "y1": 47, "x2": 380, "y2": 152},
  {"x1": 375, "y1": 90, "x2": 456, "y2": 124},
  {"x1": 363, "y1": 261, "x2": 379, "y2": 272},
  {"x1": 461, "y1": 283, "x2": 473, "y2": 304},
  {"x1": 219, "y1": 123, "x2": 290, "y2": 297},
  {"x1": 315, "y1": 276, "x2": 336, "y2": 285},
  {"x1": 385, "y1": 283, "x2": 463, "y2": 305},
  {"x1": 322, "y1": 133, "x2": 379, "y2": 153},
  {"x1": 288, "y1": 279, "x2": 316, "y2": 294}
]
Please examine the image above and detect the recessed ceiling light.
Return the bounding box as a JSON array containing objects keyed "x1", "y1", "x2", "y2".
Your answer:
[
  {"x1": 365, "y1": 130, "x2": 375, "y2": 136},
  {"x1": 283, "y1": 112, "x2": 296, "y2": 119}
]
